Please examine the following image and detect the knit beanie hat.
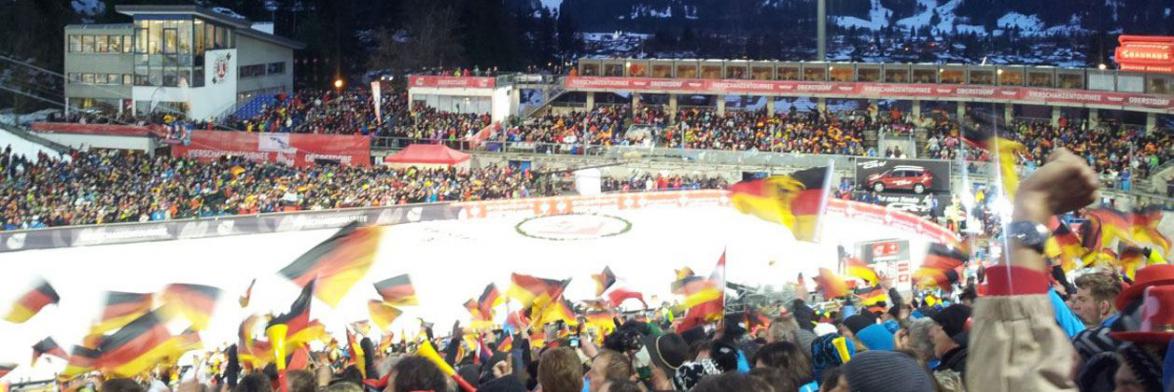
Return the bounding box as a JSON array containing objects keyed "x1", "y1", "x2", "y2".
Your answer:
[
  {"x1": 673, "y1": 358, "x2": 721, "y2": 391},
  {"x1": 929, "y1": 304, "x2": 971, "y2": 339},
  {"x1": 855, "y1": 324, "x2": 895, "y2": 351},
  {"x1": 843, "y1": 314, "x2": 875, "y2": 335},
  {"x1": 710, "y1": 341, "x2": 740, "y2": 373},
  {"x1": 1118, "y1": 344, "x2": 1164, "y2": 392},
  {"x1": 842, "y1": 351, "x2": 935, "y2": 392},
  {"x1": 1076, "y1": 351, "x2": 1119, "y2": 392}
]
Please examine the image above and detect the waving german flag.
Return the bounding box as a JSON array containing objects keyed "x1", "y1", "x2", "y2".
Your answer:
[
  {"x1": 92, "y1": 291, "x2": 153, "y2": 334},
  {"x1": 1045, "y1": 222, "x2": 1085, "y2": 273},
  {"x1": 676, "y1": 251, "x2": 726, "y2": 332},
  {"x1": 368, "y1": 300, "x2": 403, "y2": 330},
  {"x1": 4, "y1": 279, "x2": 59, "y2": 323},
  {"x1": 961, "y1": 114, "x2": 1028, "y2": 199},
  {"x1": 160, "y1": 283, "x2": 222, "y2": 331},
  {"x1": 592, "y1": 267, "x2": 617, "y2": 297},
  {"x1": 373, "y1": 274, "x2": 418, "y2": 306},
  {"x1": 0, "y1": 363, "x2": 14, "y2": 379},
  {"x1": 267, "y1": 281, "x2": 327, "y2": 349},
  {"x1": 478, "y1": 283, "x2": 503, "y2": 319},
  {"x1": 279, "y1": 222, "x2": 384, "y2": 307},
  {"x1": 97, "y1": 310, "x2": 174, "y2": 377},
  {"x1": 607, "y1": 288, "x2": 646, "y2": 308},
  {"x1": 237, "y1": 314, "x2": 272, "y2": 367},
  {"x1": 32, "y1": 337, "x2": 68, "y2": 364},
  {"x1": 815, "y1": 268, "x2": 850, "y2": 299},
  {"x1": 844, "y1": 258, "x2": 879, "y2": 285},
  {"x1": 923, "y1": 243, "x2": 967, "y2": 270},
  {"x1": 506, "y1": 273, "x2": 568, "y2": 309},
  {"x1": 60, "y1": 346, "x2": 101, "y2": 379},
  {"x1": 857, "y1": 286, "x2": 889, "y2": 307},
  {"x1": 1130, "y1": 207, "x2": 1170, "y2": 255},
  {"x1": 239, "y1": 278, "x2": 257, "y2": 308},
  {"x1": 730, "y1": 167, "x2": 830, "y2": 242}
]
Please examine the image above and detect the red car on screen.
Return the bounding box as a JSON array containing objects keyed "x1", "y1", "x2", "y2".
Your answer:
[{"x1": 867, "y1": 165, "x2": 933, "y2": 194}]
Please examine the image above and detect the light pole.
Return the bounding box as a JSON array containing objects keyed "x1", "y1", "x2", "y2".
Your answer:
[{"x1": 817, "y1": 0, "x2": 826, "y2": 61}]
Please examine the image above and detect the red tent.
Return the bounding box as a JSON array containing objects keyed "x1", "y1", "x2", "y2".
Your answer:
[{"x1": 383, "y1": 144, "x2": 471, "y2": 168}]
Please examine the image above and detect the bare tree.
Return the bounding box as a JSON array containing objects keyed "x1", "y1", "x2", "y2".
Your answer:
[{"x1": 368, "y1": 0, "x2": 464, "y2": 73}]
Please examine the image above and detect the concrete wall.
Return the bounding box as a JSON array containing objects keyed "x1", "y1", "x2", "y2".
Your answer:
[{"x1": 234, "y1": 34, "x2": 294, "y2": 97}]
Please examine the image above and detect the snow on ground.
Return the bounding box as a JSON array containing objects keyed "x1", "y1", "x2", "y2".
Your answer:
[
  {"x1": 542, "y1": 0, "x2": 562, "y2": 12},
  {"x1": 834, "y1": 0, "x2": 891, "y2": 31},
  {"x1": 0, "y1": 126, "x2": 70, "y2": 162},
  {"x1": 997, "y1": 12, "x2": 1043, "y2": 35},
  {"x1": 71, "y1": 0, "x2": 105, "y2": 17},
  {"x1": 0, "y1": 203, "x2": 939, "y2": 380},
  {"x1": 896, "y1": 0, "x2": 967, "y2": 35}
]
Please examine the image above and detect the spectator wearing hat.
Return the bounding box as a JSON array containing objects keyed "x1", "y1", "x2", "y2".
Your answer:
[
  {"x1": 810, "y1": 333, "x2": 856, "y2": 382},
  {"x1": 929, "y1": 304, "x2": 971, "y2": 376},
  {"x1": 833, "y1": 351, "x2": 936, "y2": 392},
  {"x1": 1107, "y1": 284, "x2": 1174, "y2": 392},
  {"x1": 842, "y1": 314, "x2": 895, "y2": 352}
]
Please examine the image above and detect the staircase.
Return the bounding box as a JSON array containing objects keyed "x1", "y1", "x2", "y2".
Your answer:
[
  {"x1": 520, "y1": 79, "x2": 568, "y2": 119},
  {"x1": 222, "y1": 94, "x2": 278, "y2": 122}
]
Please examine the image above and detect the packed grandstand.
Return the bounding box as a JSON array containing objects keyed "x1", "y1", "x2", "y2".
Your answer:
[{"x1": 2, "y1": 7, "x2": 1174, "y2": 392}]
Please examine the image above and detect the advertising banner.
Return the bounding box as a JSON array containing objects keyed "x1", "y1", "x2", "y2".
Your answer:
[
  {"x1": 408, "y1": 75, "x2": 497, "y2": 89},
  {"x1": 856, "y1": 239, "x2": 913, "y2": 289},
  {"x1": 564, "y1": 76, "x2": 1174, "y2": 112},
  {"x1": 1115, "y1": 35, "x2": 1174, "y2": 74},
  {"x1": 854, "y1": 158, "x2": 952, "y2": 194},
  {"x1": 857, "y1": 192, "x2": 952, "y2": 217},
  {"x1": 172, "y1": 130, "x2": 371, "y2": 167}
]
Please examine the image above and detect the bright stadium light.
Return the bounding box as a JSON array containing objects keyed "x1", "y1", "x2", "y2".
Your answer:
[
  {"x1": 1098, "y1": 63, "x2": 1107, "y2": 70},
  {"x1": 334, "y1": 79, "x2": 344, "y2": 89}
]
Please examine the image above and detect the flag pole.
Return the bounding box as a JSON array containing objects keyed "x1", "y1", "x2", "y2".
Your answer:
[{"x1": 814, "y1": 159, "x2": 836, "y2": 243}]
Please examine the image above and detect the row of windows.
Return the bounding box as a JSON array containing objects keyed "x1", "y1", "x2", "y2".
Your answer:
[
  {"x1": 241, "y1": 62, "x2": 286, "y2": 79},
  {"x1": 133, "y1": 18, "x2": 233, "y2": 56},
  {"x1": 68, "y1": 35, "x2": 134, "y2": 54},
  {"x1": 69, "y1": 73, "x2": 134, "y2": 86}
]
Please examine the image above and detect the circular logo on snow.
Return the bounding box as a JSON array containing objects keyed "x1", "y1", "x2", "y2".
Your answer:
[{"x1": 515, "y1": 214, "x2": 631, "y2": 241}]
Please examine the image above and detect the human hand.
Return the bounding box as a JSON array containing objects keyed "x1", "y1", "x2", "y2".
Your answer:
[
  {"x1": 491, "y1": 355, "x2": 512, "y2": 378},
  {"x1": 1013, "y1": 148, "x2": 1099, "y2": 223}
]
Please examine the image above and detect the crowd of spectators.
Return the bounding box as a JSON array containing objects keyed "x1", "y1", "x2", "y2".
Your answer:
[
  {"x1": 599, "y1": 173, "x2": 729, "y2": 193},
  {"x1": 922, "y1": 117, "x2": 1171, "y2": 189},
  {"x1": 494, "y1": 105, "x2": 661, "y2": 147},
  {"x1": 667, "y1": 108, "x2": 872, "y2": 156}
]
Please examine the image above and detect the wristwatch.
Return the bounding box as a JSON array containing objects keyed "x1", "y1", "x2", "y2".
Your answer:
[{"x1": 1008, "y1": 220, "x2": 1050, "y2": 253}]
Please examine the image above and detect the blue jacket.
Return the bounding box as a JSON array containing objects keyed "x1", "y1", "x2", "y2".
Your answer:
[{"x1": 1049, "y1": 288, "x2": 1085, "y2": 338}]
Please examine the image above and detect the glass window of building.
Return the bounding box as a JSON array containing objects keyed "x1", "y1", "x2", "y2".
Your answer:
[
  {"x1": 96, "y1": 35, "x2": 109, "y2": 53},
  {"x1": 777, "y1": 66, "x2": 800, "y2": 80},
  {"x1": 857, "y1": 67, "x2": 880, "y2": 82},
  {"x1": 123, "y1": 74, "x2": 133, "y2": 85},
  {"x1": 69, "y1": 35, "x2": 81, "y2": 52},
  {"x1": 802, "y1": 66, "x2": 826, "y2": 81},
  {"x1": 135, "y1": 27, "x2": 147, "y2": 53},
  {"x1": 109, "y1": 35, "x2": 122, "y2": 52},
  {"x1": 268, "y1": 62, "x2": 285, "y2": 75},
  {"x1": 178, "y1": 20, "x2": 191, "y2": 54},
  {"x1": 148, "y1": 20, "x2": 162, "y2": 54},
  {"x1": 163, "y1": 27, "x2": 177, "y2": 54},
  {"x1": 82, "y1": 73, "x2": 94, "y2": 84},
  {"x1": 123, "y1": 35, "x2": 132, "y2": 53},
  {"x1": 68, "y1": 73, "x2": 79, "y2": 82},
  {"x1": 193, "y1": 19, "x2": 205, "y2": 54},
  {"x1": 82, "y1": 35, "x2": 94, "y2": 52}
]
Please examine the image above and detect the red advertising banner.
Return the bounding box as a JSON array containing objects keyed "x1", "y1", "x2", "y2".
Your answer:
[
  {"x1": 564, "y1": 76, "x2": 1174, "y2": 112},
  {"x1": 30, "y1": 122, "x2": 168, "y2": 137},
  {"x1": 408, "y1": 75, "x2": 497, "y2": 89},
  {"x1": 1115, "y1": 35, "x2": 1174, "y2": 74},
  {"x1": 172, "y1": 131, "x2": 371, "y2": 167}
]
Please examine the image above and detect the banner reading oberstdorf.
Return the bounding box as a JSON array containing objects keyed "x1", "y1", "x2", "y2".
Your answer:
[{"x1": 172, "y1": 131, "x2": 371, "y2": 167}]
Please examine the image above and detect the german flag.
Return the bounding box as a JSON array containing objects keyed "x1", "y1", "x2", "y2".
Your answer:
[
  {"x1": 59, "y1": 346, "x2": 101, "y2": 379},
  {"x1": 373, "y1": 274, "x2": 418, "y2": 306},
  {"x1": 239, "y1": 278, "x2": 257, "y2": 308},
  {"x1": 913, "y1": 268, "x2": 960, "y2": 291},
  {"x1": 368, "y1": 300, "x2": 403, "y2": 330},
  {"x1": 97, "y1": 310, "x2": 175, "y2": 377},
  {"x1": 169, "y1": 329, "x2": 203, "y2": 359},
  {"x1": 279, "y1": 222, "x2": 383, "y2": 307},
  {"x1": 268, "y1": 281, "x2": 327, "y2": 348},
  {"x1": 378, "y1": 332, "x2": 394, "y2": 354},
  {"x1": 857, "y1": 286, "x2": 889, "y2": 306},
  {"x1": 607, "y1": 288, "x2": 646, "y2": 308},
  {"x1": 463, "y1": 299, "x2": 485, "y2": 320},
  {"x1": 1086, "y1": 208, "x2": 1130, "y2": 248},
  {"x1": 924, "y1": 243, "x2": 967, "y2": 270},
  {"x1": 237, "y1": 314, "x2": 272, "y2": 367},
  {"x1": 347, "y1": 328, "x2": 367, "y2": 379},
  {"x1": 592, "y1": 267, "x2": 617, "y2": 297},
  {"x1": 31, "y1": 337, "x2": 67, "y2": 364},
  {"x1": 0, "y1": 363, "x2": 14, "y2": 379},
  {"x1": 675, "y1": 267, "x2": 695, "y2": 281},
  {"x1": 531, "y1": 298, "x2": 577, "y2": 329},
  {"x1": 504, "y1": 310, "x2": 530, "y2": 332},
  {"x1": 478, "y1": 283, "x2": 503, "y2": 319},
  {"x1": 730, "y1": 166, "x2": 830, "y2": 242},
  {"x1": 3, "y1": 279, "x2": 59, "y2": 323},
  {"x1": 91, "y1": 291, "x2": 153, "y2": 334},
  {"x1": 844, "y1": 258, "x2": 878, "y2": 285},
  {"x1": 815, "y1": 268, "x2": 850, "y2": 299},
  {"x1": 585, "y1": 310, "x2": 617, "y2": 334},
  {"x1": 497, "y1": 335, "x2": 513, "y2": 352},
  {"x1": 506, "y1": 273, "x2": 568, "y2": 309},
  {"x1": 1117, "y1": 244, "x2": 1144, "y2": 280},
  {"x1": 1130, "y1": 207, "x2": 1170, "y2": 255},
  {"x1": 677, "y1": 251, "x2": 727, "y2": 332},
  {"x1": 351, "y1": 320, "x2": 372, "y2": 336},
  {"x1": 1046, "y1": 222, "x2": 1085, "y2": 272},
  {"x1": 160, "y1": 283, "x2": 222, "y2": 331},
  {"x1": 960, "y1": 114, "x2": 1028, "y2": 199}
]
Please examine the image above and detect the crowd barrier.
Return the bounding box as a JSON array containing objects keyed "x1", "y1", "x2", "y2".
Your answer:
[{"x1": 0, "y1": 190, "x2": 959, "y2": 252}]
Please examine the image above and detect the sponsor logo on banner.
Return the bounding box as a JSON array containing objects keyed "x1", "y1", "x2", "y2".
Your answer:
[
  {"x1": 75, "y1": 225, "x2": 171, "y2": 246},
  {"x1": 4, "y1": 233, "x2": 27, "y2": 250},
  {"x1": 259, "y1": 133, "x2": 296, "y2": 153}
]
